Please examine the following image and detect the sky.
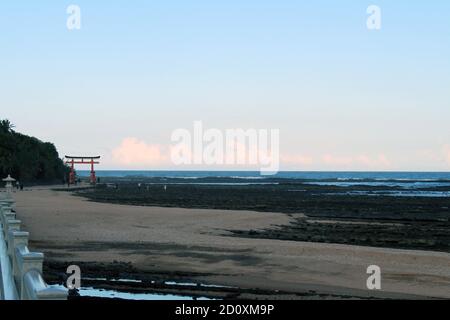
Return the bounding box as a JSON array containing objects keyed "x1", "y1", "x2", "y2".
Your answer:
[{"x1": 1, "y1": 1, "x2": 449, "y2": 171}]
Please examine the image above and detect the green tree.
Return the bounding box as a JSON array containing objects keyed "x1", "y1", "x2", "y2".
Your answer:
[
  {"x1": 0, "y1": 118, "x2": 69, "y2": 183},
  {"x1": 0, "y1": 119, "x2": 15, "y2": 133}
]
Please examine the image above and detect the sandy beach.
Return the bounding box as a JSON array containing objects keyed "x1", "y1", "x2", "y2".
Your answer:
[{"x1": 12, "y1": 187, "x2": 450, "y2": 299}]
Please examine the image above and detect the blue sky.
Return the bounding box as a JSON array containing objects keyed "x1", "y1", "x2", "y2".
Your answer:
[{"x1": 1, "y1": 1, "x2": 449, "y2": 171}]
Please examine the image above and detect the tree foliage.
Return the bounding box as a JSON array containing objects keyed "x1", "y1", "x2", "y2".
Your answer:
[{"x1": 0, "y1": 119, "x2": 68, "y2": 182}]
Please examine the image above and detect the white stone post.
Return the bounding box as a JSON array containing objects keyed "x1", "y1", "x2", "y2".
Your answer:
[
  {"x1": 8, "y1": 231, "x2": 29, "y2": 284},
  {"x1": 16, "y1": 247, "x2": 44, "y2": 299},
  {"x1": 5, "y1": 219, "x2": 21, "y2": 233},
  {"x1": 2, "y1": 210, "x2": 16, "y2": 238}
]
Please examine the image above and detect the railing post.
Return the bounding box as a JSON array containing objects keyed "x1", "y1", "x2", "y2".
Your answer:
[
  {"x1": 7, "y1": 231, "x2": 29, "y2": 293},
  {"x1": 1, "y1": 205, "x2": 14, "y2": 215},
  {"x1": 0, "y1": 200, "x2": 15, "y2": 213},
  {"x1": 3, "y1": 219, "x2": 21, "y2": 246},
  {"x1": 1, "y1": 207, "x2": 15, "y2": 226},
  {"x1": 5, "y1": 219, "x2": 21, "y2": 233},
  {"x1": 1, "y1": 206, "x2": 15, "y2": 226},
  {"x1": 16, "y1": 247, "x2": 44, "y2": 300}
]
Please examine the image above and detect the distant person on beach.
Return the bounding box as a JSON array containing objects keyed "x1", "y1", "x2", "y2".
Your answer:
[{"x1": 20, "y1": 183, "x2": 23, "y2": 191}]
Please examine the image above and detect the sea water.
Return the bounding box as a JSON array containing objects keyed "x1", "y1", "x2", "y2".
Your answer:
[{"x1": 77, "y1": 171, "x2": 450, "y2": 197}]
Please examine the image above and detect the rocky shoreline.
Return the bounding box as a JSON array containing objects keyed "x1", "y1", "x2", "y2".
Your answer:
[
  {"x1": 43, "y1": 260, "x2": 423, "y2": 300},
  {"x1": 71, "y1": 179, "x2": 450, "y2": 253}
]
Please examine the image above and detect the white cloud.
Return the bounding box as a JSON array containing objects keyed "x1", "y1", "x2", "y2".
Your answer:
[
  {"x1": 112, "y1": 138, "x2": 168, "y2": 166},
  {"x1": 281, "y1": 154, "x2": 314, "y2": 166}
]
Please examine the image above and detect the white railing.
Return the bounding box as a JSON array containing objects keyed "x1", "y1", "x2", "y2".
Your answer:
[{"x1": 0, "y1": 198, "x2": 68, "y2": 300}]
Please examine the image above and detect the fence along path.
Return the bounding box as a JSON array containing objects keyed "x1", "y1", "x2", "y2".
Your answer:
[{"x1": 0, "y1": 195, "x2": 67, "y2": 300}]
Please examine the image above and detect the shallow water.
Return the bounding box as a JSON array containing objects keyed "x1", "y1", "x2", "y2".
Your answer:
[
  {"x1": 164, "y1": 281, "x2": 237, "y2": 289},
  {"x1": 322, "y1": 190, "x2": 450, "y2": 198},
  {"x1": 305, "y1": 181, "x2": 450, "y2": 189},
  {"x1": 78, "y1": 287, "x2": 215, "y2": 300}
]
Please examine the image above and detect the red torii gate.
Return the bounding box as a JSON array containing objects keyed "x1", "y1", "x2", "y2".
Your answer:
[{"x1": 65, "y1": 156, "x2": 100, "y2": 185}]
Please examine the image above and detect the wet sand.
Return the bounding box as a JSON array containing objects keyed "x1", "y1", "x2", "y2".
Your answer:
[{"x1": 11, "y1": 187, "x2": 450, "y2": 299}]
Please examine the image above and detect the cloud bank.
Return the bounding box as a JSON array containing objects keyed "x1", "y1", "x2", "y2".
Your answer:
[
  {"x1": 109, "y1": 137, "x2": 398, "y2": 171},
  {"x1": 112, "y1": 138, "x2": 168, "y2": 167}
]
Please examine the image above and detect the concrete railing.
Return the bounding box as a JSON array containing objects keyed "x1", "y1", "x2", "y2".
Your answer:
[{"x1": 0, "y1": 198, "x2": 68, "y2": 300}]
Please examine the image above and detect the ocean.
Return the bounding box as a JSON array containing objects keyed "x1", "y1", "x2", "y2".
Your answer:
[
  {"x1": 76, "y1": 171, "x2": 450, "y2": 198},
  {"x1": 78, "y1": 170, "x2": 450, "y2": 182}
]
